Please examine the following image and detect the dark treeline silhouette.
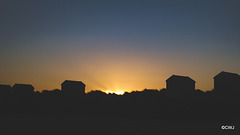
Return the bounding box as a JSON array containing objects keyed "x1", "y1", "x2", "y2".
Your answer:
[{"x1": 0, "y1": 71, "x2": 240, "y2": 135}]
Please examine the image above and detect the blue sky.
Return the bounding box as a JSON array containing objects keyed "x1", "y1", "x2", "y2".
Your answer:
[{"x1": 1, "y1": 0, "x2": 240, "y2": 91}]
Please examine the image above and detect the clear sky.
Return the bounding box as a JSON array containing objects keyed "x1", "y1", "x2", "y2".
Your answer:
[{"x1": 1, "y1": 0, "x2": 240, "y2": 92}]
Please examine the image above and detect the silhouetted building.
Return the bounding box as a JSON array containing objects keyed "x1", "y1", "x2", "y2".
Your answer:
[
  {"x1": 166, "y1": 75, "x2": 195, "y2": 97},
  {"x1": 61, "y1": 80, "x2": 86, "y2": 96},
  {"x1": 214, "y1": 71, "x2": 240, "y2": 95},
  {"x1": 0, "y1": 84, "x2": 11, "y2": 97},
  {"x1": 12, "y1": 84, "x2": 34, "y2": 96}
]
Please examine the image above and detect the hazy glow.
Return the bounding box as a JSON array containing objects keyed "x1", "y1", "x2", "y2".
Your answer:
[{"x1": 105, "y1": 90, "x2": 125, "y2": 95}]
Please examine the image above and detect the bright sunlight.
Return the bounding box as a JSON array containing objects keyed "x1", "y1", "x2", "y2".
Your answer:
[{"x1": 105, "y1": 90, "x2": 125, "y2": 95}]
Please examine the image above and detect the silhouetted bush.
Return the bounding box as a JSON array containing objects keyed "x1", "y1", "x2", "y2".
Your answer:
[
  {"x1": 42, "y1": 89, "x2": 62, "y2": 96},
  {"x1": 87, "y1": 90, "x2": 107, "y2": 97}
]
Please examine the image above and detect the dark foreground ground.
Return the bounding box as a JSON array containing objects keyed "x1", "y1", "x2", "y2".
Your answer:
[
  {"x1": 0, "y1": 94, "x2": 240, "y2": 135},
  {"x1": 0, "y1": 113, "x2": 239, "y2": 135}
]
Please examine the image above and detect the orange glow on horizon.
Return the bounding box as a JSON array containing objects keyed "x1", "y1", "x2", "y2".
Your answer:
[
  {"x1": 1, "y1": 40, "x2": 238, "y2": 92},
  {"x1": 105, "y1": 90, "x2": 125, "y2": 95}
]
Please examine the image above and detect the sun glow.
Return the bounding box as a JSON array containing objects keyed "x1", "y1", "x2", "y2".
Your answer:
[{"x1": 105, "y1": 90, "x2": 125, "y2": 95}]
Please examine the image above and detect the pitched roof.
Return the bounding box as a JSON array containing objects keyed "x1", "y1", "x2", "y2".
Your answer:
[
  {"x1": 166, "y1": 75, "x2": 195, "y2": 83},
  {"x1": 214, "y1": 71, "x2": 240, "y2": 79},
  {"x1": 13, "y1": 84, "x2": 34, "y2": 89},
  {"x1": 0, "y1": 84, "x2": 11, "y2": 88},
  {"x1": 0, "y1": 84, "x2": 11, "y2": 87},
  {"x1": 61, "y1": 80, "x2": 86, "y2": 86}
]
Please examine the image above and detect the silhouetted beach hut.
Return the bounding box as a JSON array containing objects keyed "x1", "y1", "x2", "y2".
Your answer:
[
  {"x1": 61, "y1": 80, "x2": 86, "y2": 96},
  {"x1": 214, "y1": 71, "x2": 240, "y2": 94},
  {"x1": 166, "y1": 75, "x2": 195, "y2": 97},
  {"x1": 0, "y1": 84, "x2": 11, "y2": 97},
  {"x1": 12, "y1": 84, "x2": 34, "y2": 96}
]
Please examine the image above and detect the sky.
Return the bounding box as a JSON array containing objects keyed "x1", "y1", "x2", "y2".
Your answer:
[{"x1": 0, "y1": 0, "x2": 240, "y2": 92}]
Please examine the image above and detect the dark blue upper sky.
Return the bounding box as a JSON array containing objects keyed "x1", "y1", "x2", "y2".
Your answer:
[
  {"x1": 1, "y1": 0, "x2": 240, "y2": 91},
  {"x1": 1, "y1": 0, "x2": 240, "y2": 42}
]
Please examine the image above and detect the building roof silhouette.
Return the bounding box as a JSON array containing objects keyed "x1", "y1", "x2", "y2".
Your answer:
[
  {"x1": 166, "y1": 75, "x2": 195, "y2": 83},
  {"x1": 13, "y1": 84, "x2": 34, "y2": 89},
  {"x1": 61, "y1": 80, "x2": 86, "y2": 86},
  {"x1": 214, "y1": 71, "x2": 240, "y2": 79},
  {"x1": 0, "y1": 84, "x2": 11, "y2": 88}
]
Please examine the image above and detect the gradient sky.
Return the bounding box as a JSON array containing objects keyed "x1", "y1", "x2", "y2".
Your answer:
[{"x1": 1, "y1": 0, "x2": 240, "y2": 92}]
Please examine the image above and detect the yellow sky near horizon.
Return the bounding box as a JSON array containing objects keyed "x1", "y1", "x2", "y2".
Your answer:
[{"x1": 1, "y1": 48, "x2": 238, "y2": 93}]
